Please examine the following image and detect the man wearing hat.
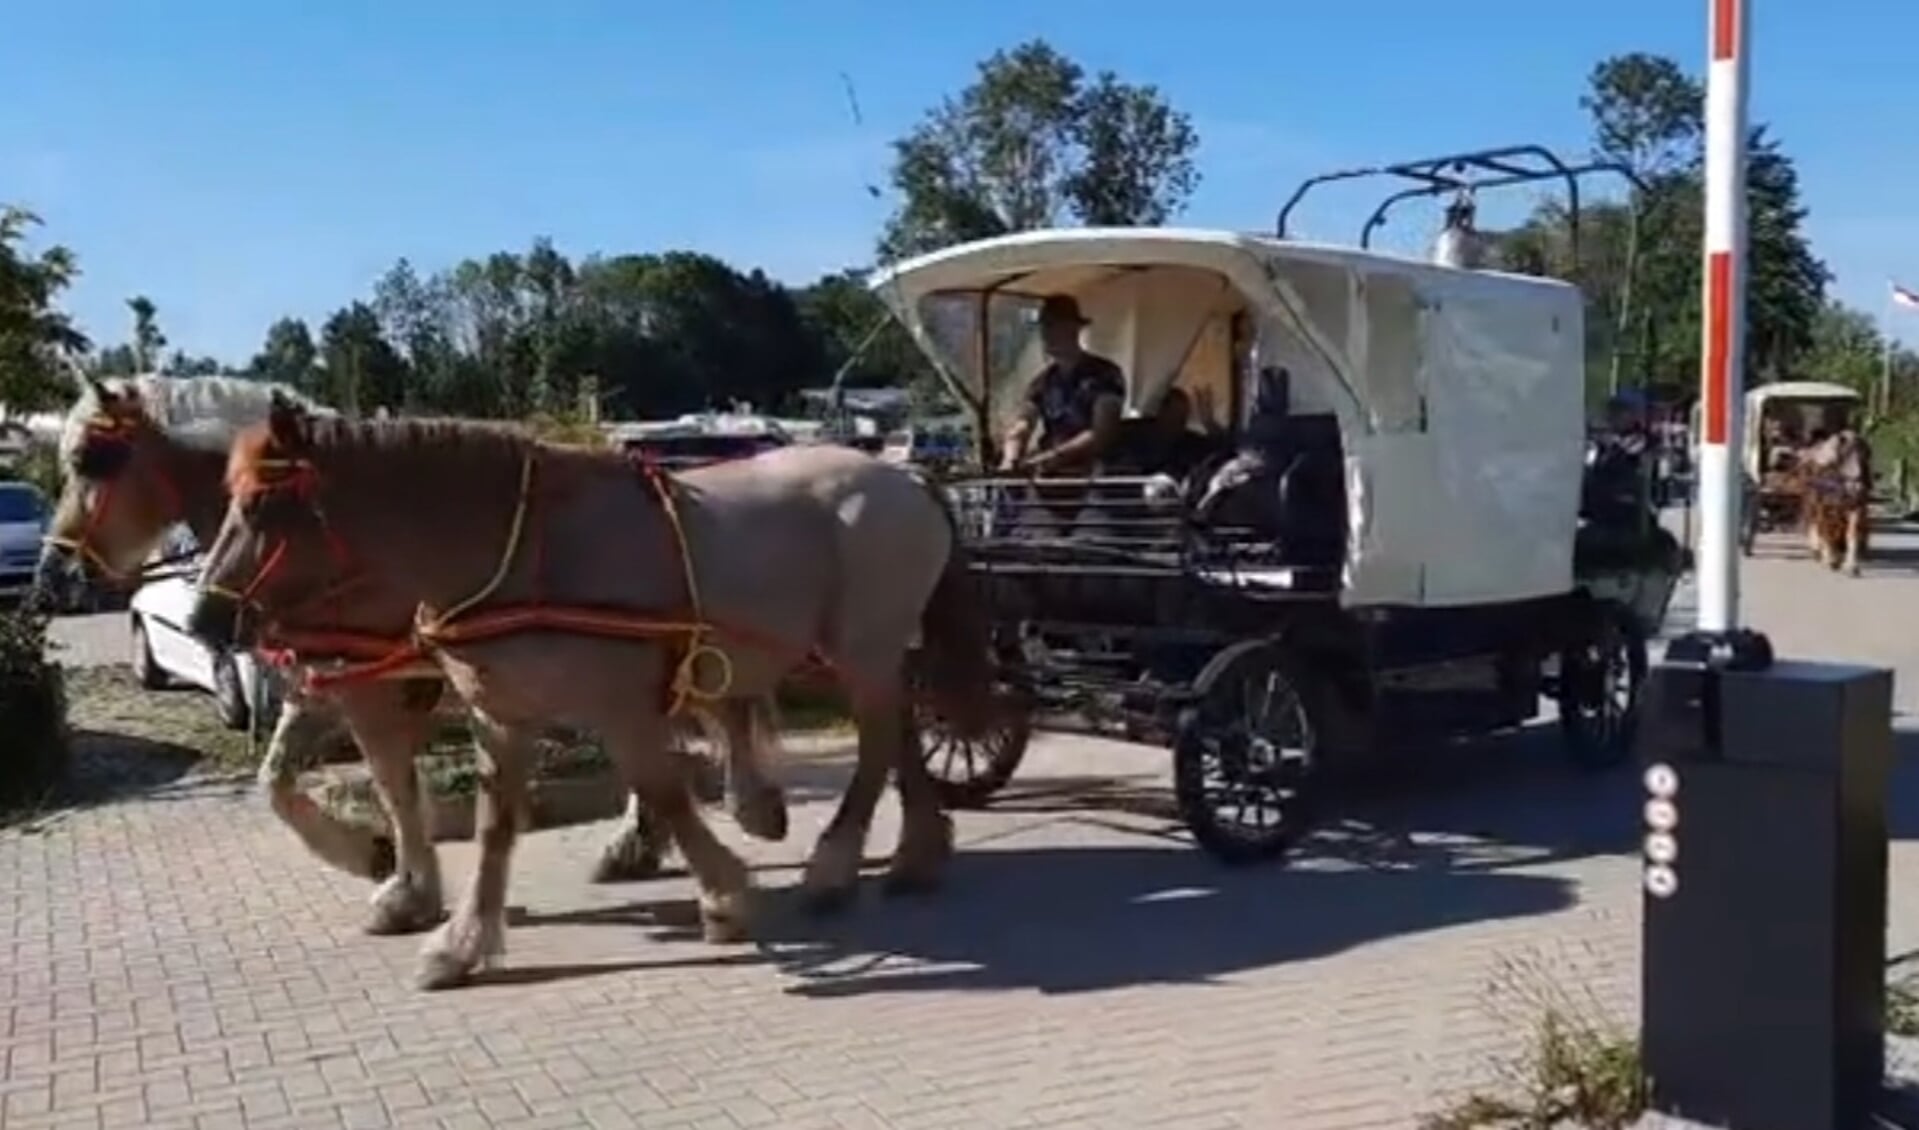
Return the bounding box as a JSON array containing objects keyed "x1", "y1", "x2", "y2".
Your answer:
[{"x1": 999, "y1": 294, "x2": 1127, "y2": 474}]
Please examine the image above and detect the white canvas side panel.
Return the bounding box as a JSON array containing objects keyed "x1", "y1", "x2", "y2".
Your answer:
[
  {"x1": 1415, "y1": 281, "x2": 1584, "y2": 605},
  {"x1": 1340, "y1": 433, "x2": 1434, "y2": 605}
]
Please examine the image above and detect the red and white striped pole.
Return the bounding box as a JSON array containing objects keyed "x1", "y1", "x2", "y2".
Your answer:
[{"x1": 1695, "y1": 0, "x2": 1751, "y2": 633}]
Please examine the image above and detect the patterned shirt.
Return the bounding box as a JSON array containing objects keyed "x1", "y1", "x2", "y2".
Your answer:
[{"x1": 1024, "y1": 354, "x2": 1126, "y2": 452}]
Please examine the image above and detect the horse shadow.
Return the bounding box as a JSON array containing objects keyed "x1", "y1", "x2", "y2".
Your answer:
[{"x1": 740, "y1": 839, "x2": 1575, "y2": 998}]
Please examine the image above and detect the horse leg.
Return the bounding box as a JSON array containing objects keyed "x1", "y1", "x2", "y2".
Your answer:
[
  {"x1": 1845, "y1": 505, "x2": 1864, "y2": 576},
  {"x1": 797, "y1": 706, "x2": 891, "y2": 912},
  {"x1": 257, "y1": 688, "x2": 396, "y2": 881},
  {"x1": 600, "y1": 716, "x2": 753, "y2": 943},
  {"x1": 333, "y1": 682, "x2": 445, "y2": 936},
  {"x1": 590, "y1": 791, "x2": 668, "y2": 883},
  {"x1": 720, "y1": 697, "x2": 789, "y2": 842},
  {"x1": 883, "y1": 686, "x2": 954, "y2": 895},
  {"x1": 416, "y1": 713, "x2": 530, "y2": 990}
]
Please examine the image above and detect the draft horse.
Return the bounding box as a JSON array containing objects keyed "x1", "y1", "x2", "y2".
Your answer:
[
  {"x1": 36, "y1": 375, "x2": 786, "y2": 939},
  {"x1": 1795, "y1": 429, "x2": 1873, "y2": 576},
  {"x1": 187, "y1": 398, "x2": 991, "y2": 989}
]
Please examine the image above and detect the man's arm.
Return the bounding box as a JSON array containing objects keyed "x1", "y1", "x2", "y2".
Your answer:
[
  {"x1": 1000, "y1": 395, "x2": 1041, "y2": 470},
  {"x1": 1029, "y1": 394, "x2": 1121, "y2": 472}
]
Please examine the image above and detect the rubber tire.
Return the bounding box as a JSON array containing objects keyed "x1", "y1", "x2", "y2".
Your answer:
[
  {"x1": 131, "y1": 619, "x2": 168, "y2": 691},
  {"x1": 212, "y1": 651, "x2": 252, "y2": 732},
  {"x1": 1559, "y1": 605, "x2": 1649, "y2": 770},
  {"x1": 916, "y1": 689, "x2": 1033, "y2": 810},
  {"x1": 1173, "y1": 650, "x2": 1319, "y2": 866}
]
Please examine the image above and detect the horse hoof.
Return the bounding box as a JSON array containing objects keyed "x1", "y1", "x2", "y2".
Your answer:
[
  {"x1": 732, "y1": 788, "x2": 789, "y2": 843},
  {"x1": 413, "y1": 952, "x2": 474, "y2": 992},
  {"x1": 368, "y1": 836, "x2": 397, "y2": 882},
  {"x1": 699, "y1": 892, "x2": 752, "y2": 943},
  {"x1": 365, "y1": 877, "x2": 445, "y2": 936},
  {"x1": 590, "y1": 834, "x2": 665, "y2": 884}
]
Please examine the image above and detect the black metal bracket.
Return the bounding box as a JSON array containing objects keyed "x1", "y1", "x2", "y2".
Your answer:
[
  {"x1": 1663, "y1": 628, "x2": 1776, "y2": 673},
  {"x1": 1273, "y1": 143, "x2": 1646, "y2": 267}
]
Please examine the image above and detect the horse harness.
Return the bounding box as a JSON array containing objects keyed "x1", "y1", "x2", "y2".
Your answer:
[{"x1": 224, "y1": 445, "x2": 828, "y2": 714}]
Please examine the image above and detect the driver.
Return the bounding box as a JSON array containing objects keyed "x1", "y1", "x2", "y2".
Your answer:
[{"x1": 999, "y1": 295, "x2": 1125, "y2": 475}]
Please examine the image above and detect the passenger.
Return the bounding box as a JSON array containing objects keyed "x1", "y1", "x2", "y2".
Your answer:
[
  {"x1": 998, "y1": 294, "x2": 1126, "y2": 475},
  {"x1": 1125, "y1": 388, "x2": 1218, "y2": 480}
]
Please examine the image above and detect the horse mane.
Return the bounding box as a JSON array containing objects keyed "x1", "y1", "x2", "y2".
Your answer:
[
  {"x1": 227, "y1": 414, "x2": 538, "y2": 499},
  {"x1": 60, "y1": 374, "x2": 334, "y2": 460}
]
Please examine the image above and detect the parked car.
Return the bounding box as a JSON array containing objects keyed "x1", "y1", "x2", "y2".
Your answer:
[
  {"x1": 128, "y1": 526, "x2": 281, "y2": 730},
  {"x1": 0, "y1": 481, "x2": 48, "y2": 603}
]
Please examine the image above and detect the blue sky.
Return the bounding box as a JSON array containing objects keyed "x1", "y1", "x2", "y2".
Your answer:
[{"x1": 4, "y1": 0, "x2": 1915, "y2": 363}]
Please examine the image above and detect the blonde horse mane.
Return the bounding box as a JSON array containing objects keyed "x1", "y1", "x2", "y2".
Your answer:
[{"x1": 60, "y1": 374, "x2": 334, "y2": 461}]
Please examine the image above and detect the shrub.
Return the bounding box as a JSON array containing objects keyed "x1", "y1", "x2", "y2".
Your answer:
[{"x1": 0, "y1": 610, "x2": 69, "y2": 810}]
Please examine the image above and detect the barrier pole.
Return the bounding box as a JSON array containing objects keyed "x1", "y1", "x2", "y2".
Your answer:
[{"x1": 1693, "y1": 0, "x2": 1750, "y2": 633}]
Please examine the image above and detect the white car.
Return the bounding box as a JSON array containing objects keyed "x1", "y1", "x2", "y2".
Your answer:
[
  {"x1": 128, "y1": 527, "x2": 282, "y2": 730},
  {"x1": 0, "y1": 480, "x2": 48, "y2": 602}
]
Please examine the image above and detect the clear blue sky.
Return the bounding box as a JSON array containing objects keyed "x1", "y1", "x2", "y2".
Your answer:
[{"x1": 4, "y1": 0, "x2": 1915, "y2": 363}]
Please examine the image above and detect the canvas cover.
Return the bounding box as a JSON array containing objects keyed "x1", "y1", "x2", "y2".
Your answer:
[{"x1": 871, "y1": 228, "x2": 1587, "y2": 609}]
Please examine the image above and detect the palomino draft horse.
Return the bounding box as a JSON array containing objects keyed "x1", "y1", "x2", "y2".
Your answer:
[
  {"x1": 36, "y1": 375, "x2": 785, "y2": 938},
  {"x1": 1795, "y1": 428, "x2": 1873, "y2": 575},
  {"x1": 188, "y1": 398, "x2": 991, "y2": 989}
]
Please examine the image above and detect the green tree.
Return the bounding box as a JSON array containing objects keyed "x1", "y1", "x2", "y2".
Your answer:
[
  {"x1": 160, "y1": 350, "x2": 223, "y2": 377},
  {"x1": 247, "y1": 317, "x2": 320, "y2": 392},
  {"x1": 794, "y1": 269, "x2": 933, "y2": 391},
  {"x1": 1571, "y1": 52, "x2": 1827, "y2": 395},
  {"x1": 371, "y1": 258, "x2": 461, "y2": 410},
  {"x1": 318, "y1": 302, "x2": 410, "y2": 414},
  {"x1": 127, "y1": 295, "x2": 165, "y2": 372},
  {"x1": 0, "y1": 206, "x2": 89, "y2": 413},
  {"x1": 878, "y1": 40, "x2": 1200, "y2": 257}
]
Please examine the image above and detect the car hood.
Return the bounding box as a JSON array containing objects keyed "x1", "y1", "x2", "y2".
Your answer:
[{"x1": 0, "y1": 520, "x2": 43, "y2": 567}]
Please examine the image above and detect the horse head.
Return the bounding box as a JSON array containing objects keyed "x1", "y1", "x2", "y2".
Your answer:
[{"x1": 39, "y1": 377, "x2": 183, "y2": 586}]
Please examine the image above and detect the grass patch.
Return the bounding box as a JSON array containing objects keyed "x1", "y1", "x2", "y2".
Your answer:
[
  {"x1": 64, "y1": 665, "x2": 256, "y2": 771},
  {"x1": 1420, "y1": 949, "x2": 1645, "y2": 1130}
]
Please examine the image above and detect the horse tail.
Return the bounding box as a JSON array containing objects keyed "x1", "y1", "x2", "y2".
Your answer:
[{"x1": 912, "y1": 473, "x2": 995, "y2": 741}]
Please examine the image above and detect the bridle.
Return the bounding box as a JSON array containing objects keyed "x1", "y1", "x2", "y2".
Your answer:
[
  {"x1": 204, "y1": 452, "x2": 367, "y2": 628},
  {"x1": 42, "y1": 413, "x2": 193, "y2": 586}
]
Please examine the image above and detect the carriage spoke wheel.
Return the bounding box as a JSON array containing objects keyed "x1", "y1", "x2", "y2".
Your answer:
[
  {"x1": 914, "y1": 683, "x2": 1033, "y2": 810},
  {"x1": 1560, "y1": 607, "x2": 1648, "y2": 770},
  {"x1": 1174, "y1": 656, "x2": 1318, "y2": 864}
]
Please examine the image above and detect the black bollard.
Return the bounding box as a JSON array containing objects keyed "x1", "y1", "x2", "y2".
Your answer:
[{"x1": 1640, "y1": 630, "x2": 1894, "y2": 1130}]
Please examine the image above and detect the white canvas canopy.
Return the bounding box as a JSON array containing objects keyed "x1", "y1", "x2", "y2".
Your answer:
[
  {"x1": 1735, "y1": 380, "x2": 1862, "y2": 481},
  {"x1": 870, "y1": 227, "x2": 1589, "y2": 610}
]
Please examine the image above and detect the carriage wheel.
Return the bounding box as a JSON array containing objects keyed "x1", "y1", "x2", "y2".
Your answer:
[
  {"x1": 1173, "y1": 650, "x2": 1319, "y2": 865},
  {"x1": 1559, "y1": 604, "x2": 1648, "y2": 770},
  {"x1": 914, "y1": 684, "x2": 1033, "y2": 809}
]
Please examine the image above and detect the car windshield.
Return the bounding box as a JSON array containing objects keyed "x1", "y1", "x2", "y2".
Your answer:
[{"x1": 0, "y1": 486, "x2": 45, "y2": 524}]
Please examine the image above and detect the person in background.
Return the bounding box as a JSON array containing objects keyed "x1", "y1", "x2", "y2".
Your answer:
[
  {"x1": 999, "y1": 294, "x2": 1126, "y2": 475},
  {"x1": 1123, "y1": 387, "x2": 1218, "y2": 480}
]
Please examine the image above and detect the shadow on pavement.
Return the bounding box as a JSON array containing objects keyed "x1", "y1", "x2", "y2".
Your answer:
[
  {"x1": 739, "y1": 841, "x2": 1572, "y2": 997},
  {"x1": 2, "y1": 728, "x2": 224, "y2": 832}
]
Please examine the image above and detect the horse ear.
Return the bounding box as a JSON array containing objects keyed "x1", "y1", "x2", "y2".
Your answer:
[{"x1": 268, "y1": 391, "x2": 310, "y2": 449}]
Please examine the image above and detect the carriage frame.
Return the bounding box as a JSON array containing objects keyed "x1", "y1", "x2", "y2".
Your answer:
[{"x1": 871, "y1": 146, "x2": 1682, "y2": 862}]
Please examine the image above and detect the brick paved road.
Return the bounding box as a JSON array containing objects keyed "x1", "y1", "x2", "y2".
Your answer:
[{"x1": 6, "y1": 520, "x2": 1919, "y2": 1130}]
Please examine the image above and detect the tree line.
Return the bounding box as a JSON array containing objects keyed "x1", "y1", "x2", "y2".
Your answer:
[{"x1": 2, "y1": 40, "x2": 1914, "y2": 465}]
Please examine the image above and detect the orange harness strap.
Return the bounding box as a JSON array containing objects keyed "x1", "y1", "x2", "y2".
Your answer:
[{"x1": 296, "y1": 453, "x2": 794, "y2": 707}]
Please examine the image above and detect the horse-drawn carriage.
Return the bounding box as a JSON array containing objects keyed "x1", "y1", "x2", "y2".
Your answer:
[
  {"x1": 1729, "y1": 381, "x2": 1865, "y2": 556},
  {"x1": 876, "y1": 146, "x2": 1685, "y2": 863}
]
